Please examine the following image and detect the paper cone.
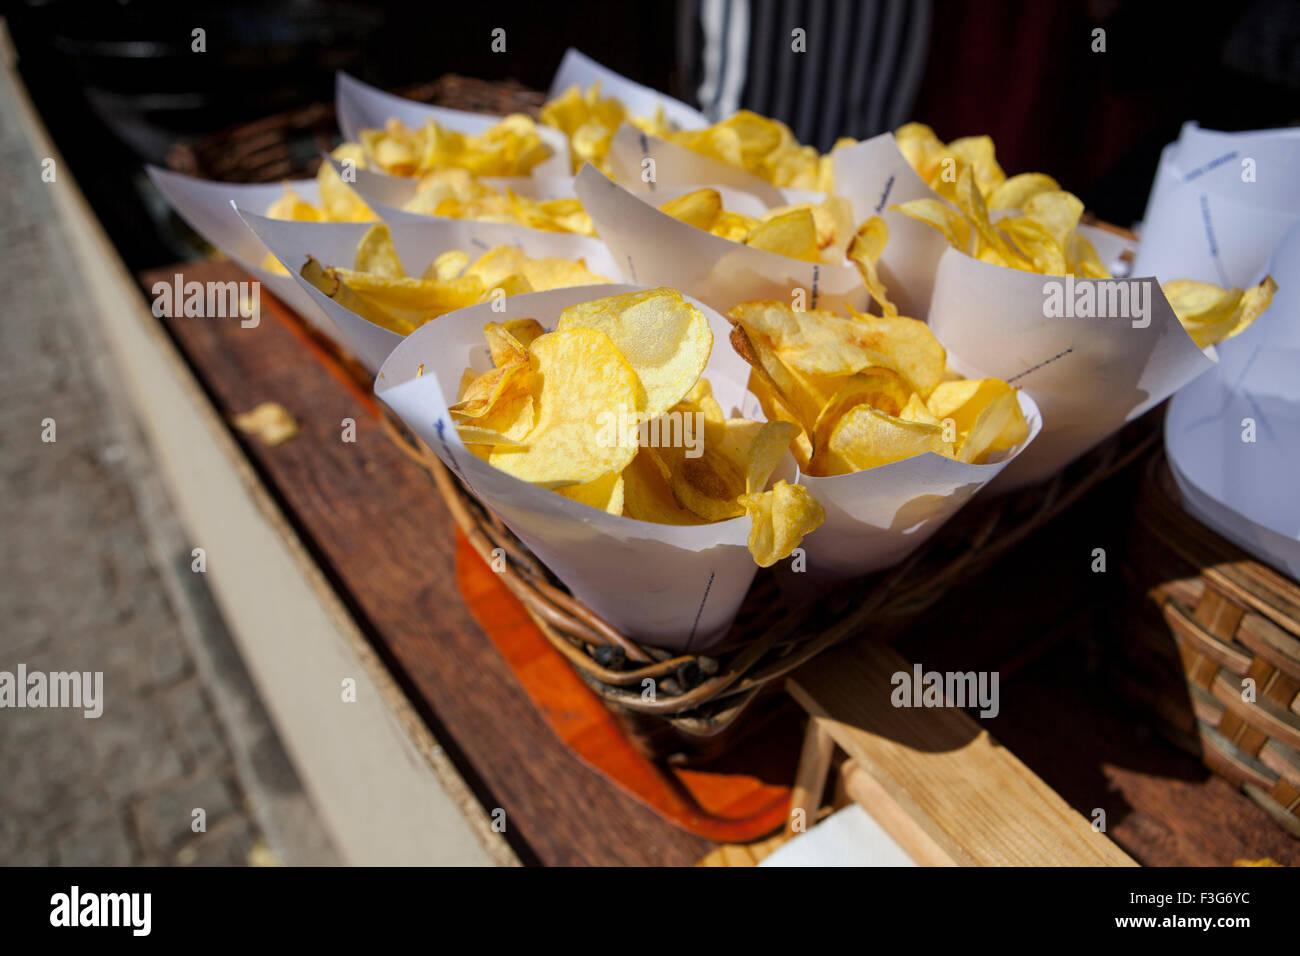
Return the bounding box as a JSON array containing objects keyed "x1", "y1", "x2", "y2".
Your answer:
[
  {"x1": 146, "y1": 166, "x2": 343, "y2": 335},
  {"x1": 574, "y1": 165, "x2": 867, "y2": 315},
  {"x1": 239, "y1": 209, "x2": 622, "y2": 373},
  {"x1": 548, "y1": 48, "x2": 709, "y2": 131},
  {"x1": 335, "y1": 71, "x2": 571, "y2": 179},
  {"x1": 796, "y1": 392, "x2": 1042, "y2": 580},
  {"x1": 924, "y1": 251, "x2": 1214, "y2": 490},
  {"x1": 374, "y1": 284, "x2": 781, "y2": 651}
]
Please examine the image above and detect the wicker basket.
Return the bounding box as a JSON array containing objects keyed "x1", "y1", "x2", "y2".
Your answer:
[
  {"x1": 170, "y1": 73, "x2": 1166, "y2": 763},
  {"x1": 1120, "y1": 452, "x2": 1300, "y2": 838},
  {"x1": 384, "y1": 406, "x2": 1161, "y2": 762}
]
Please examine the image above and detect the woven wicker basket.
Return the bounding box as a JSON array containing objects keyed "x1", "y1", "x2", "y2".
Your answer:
[
  {"x1": 1120, "y1": 452, "x2": 1300, "y2": 838},
  {"x1": 385, "y1": 407, "x2": 1160, "y2": 762},
  {"x1": 170, "y1": 73, "x2": 1164, "y2": 763}
]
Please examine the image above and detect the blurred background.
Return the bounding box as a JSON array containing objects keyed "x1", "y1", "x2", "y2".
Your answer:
[{"x1": 7, "y1": 0, "x2": 1299, "y2": 276}]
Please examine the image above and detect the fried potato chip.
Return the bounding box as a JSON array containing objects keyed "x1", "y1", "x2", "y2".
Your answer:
[
  {"x1": 810, "y1": 367, "x2": 912, "y2": 457},
  {"x1": 847, "y1": 216, "x2": 898, "y2": 316},
  {"x1": 426, "y1": 249, "x2": 470, "y2": 280},
  {"x1": 301, "y1": 256, "x2": 415, "y2": 336},
  {"x1": 738, "y1": 480, "x2": 825, "y2": 568},
  {"x1": 668, "y1": 110, "x2": 846, "y2": 190},
  {"x1": 266, "y1": 187, "x2": 322, "y2": 222},
  {"x1": 891, "y1": 198, "x2": 973, "y2": 253},
  {"x1": 557, "y1": 288, "x2": 712, "y2": 418},
  {"x1": 621, "y1": 448, "x2": 707, "y2": 525},
  {"x1": 556, "y1": 470, "x2": 625, "y2": 515},
  {"x1": 988, "y1": 173, "x2": 1060, "y2": 212},
  {"x1": 487, "y1": 328, "x2": 643, "y2": 488},
  {"x1": 659, "y1": 188, "x2": 723, "y2": 231},
  {"x1": 1164, "y1": 275, "x2": 1278, "y2": 348},
  {"x1": 354, "y1": 224, "x2": 405, "y2": 279},
  {"x1": 743, "y1": 207, "x2": 820, "y2": 261},
  {"x1": 925, "y1": 378, "x2": 1028, "y2": 463},
  {"x1": 822, "y1": 405, "x2": 954, "y2": 475}
]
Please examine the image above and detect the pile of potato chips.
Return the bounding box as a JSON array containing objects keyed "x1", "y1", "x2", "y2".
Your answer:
[
  {"x1": 892, "y1": 123, "x2": 1277, "y2": 348},
  {"x1": 725, "y1": 215, "x2": 1028, "y2": 477},
  {"x1": 262, "y1": 144, "x2": 377, "y2": 273},
  {"x1": 540, "y1": 82, "x2": 676, "y2": 174},
  {"x1": 353, "y1": 114, "x2": 552, "y2": 177},
  {"x1": 659, "y1": 188, "x2": 852, "y2": 264},
  {"x1": 299, "y1": 224, "x2": 609, "y2": 336},
  {"x1": 668, "y1": 111, "x2": 852, "y2": 191},
  {"x1": 401, "y1": 168, "x2": 595, "y2": 235},
  {"x1": 449, "y1": 288, "x2": 825, "y2": 566}
]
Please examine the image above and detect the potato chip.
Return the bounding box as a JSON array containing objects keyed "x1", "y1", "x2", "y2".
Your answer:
[
  {"x1": 988, "y1": 173, "x2": 1060, "y2": 211},
  {"x1": 556, "y1": 471, "x2": 625, "y2": 515},
  {"x1": 354, "y1": 224, "x2": 405, "y2": 279},
  {"x1": 925, "y1": 378, "x2": 1028, "y2": 463},
  {"x1": 738, "y1": 480, "x2": 825, "y2": 568},
  {"x1": 301, "y1": 256, "x2": 415, "y2": 336},
  {"x1": 659, "y1": 189, "x2": 723, "y2": 231},
  {"x1": 621, "y1": 448, "x2": 706, "y2": 525},
  {"x1": 822, "y1": 405, "x2": 953, "y2": 475},
  {"x1": 487, "y1": 328, "x2": 643, "y2": 488},
  {"x1": 847, "y1": 217, "x2": 898, "y2": 316},
  {"x1": 742, "y1": 207, "x2": 820, "y2": 261},
  {"x1": 1164, "y1": 275, "x2": 1278, "y2": 348},
  {"x1": 557, "y1": 288, "x2": 712, "y2": 418},
  {"x1": 427, "y1": 249, "x2": 470, "y2": 280},
  {"x1": 811, "y1": 368, "x2": 912, "y2": 456},
  {"x1": 667, "y1": 110, "x2": 848, "y2": 191}
]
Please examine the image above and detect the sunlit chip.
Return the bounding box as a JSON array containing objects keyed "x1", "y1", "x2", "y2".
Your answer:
[
  {"x1": 487, "y1": 328, "x2": 643, "y2": 488},
  {"x1": 557, "y1": 288, "x2": 712, "y2": 418},
  {"x1": 822, "y1": 405, "x2": 953, "y2": 475},
  {"x1": 738, "y1": 480, "x2": 825, "y2": 568},
  {"x1": 1164, "y1": 275, "x2": 1278, "y2": 348},
  {"x1": 744, "y1": 207, "x2": 819, "y2": 261}
]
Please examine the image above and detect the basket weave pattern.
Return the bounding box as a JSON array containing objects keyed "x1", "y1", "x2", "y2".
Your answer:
[{"x1": 1125, "y1": 454, "x2": 1300, "y2": 837}]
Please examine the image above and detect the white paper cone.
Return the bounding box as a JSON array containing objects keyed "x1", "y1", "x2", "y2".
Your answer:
[
  {"x1": 574, "y1": 165, "x2": 867, "y2": 315},
  {"x1": 238, "y1": 209, "x2": 623, "y2": 373},
  {"x1": 334, "y1": 71, "x2": 571, "y2": 179},
  {"x1": 1134, "y1": 143, "x2": 1299, "y2": 288},
  {"x1": 796, "y1": 391, "x2": 1042, "y2": 579},
  {"x1": 604, "y1": 123, "x2": 816, "y2": 204},
  {"x1": 146, "y1": 166, "x2": 342, "y2": 335},
  {"x1": 548, "y1": 48, "x2": 709, "y2": 131},
  {"x1": 1166, "y1": 358, "x2": 1300, "y2": 580},
  {"x1": 374, "y1": 284, "x2": 777, "y2": 650},
  {"x1": 924, "y1": 251, "x2": 1214, "y2": 490},
  {"x1": 832, "y1": 133, "x2": 954, "y2": 320},
  {"x1": 1165, "y1": 219, "x2": 1300, "y2": 579}
]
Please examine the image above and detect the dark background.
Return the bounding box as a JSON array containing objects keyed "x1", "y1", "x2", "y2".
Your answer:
[{"x1": 7, "y1": 0, "x2": 1298, "y2": 273}]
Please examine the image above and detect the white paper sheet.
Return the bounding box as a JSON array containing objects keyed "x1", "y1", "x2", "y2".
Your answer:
[
  {"x1": 548, "y1": 48, "x2": 709, "y2": 131},
  {"x1": 1165, "y1": 219, "x2": 1300, "y2": 579},
  {"x1": 146, "y1": 165, "x2": 343, "y2": 334},
  {"x1": 832, "y1": 133, "x2": 958, "y2": 321},
  {"x1": 238, "y1": 209, "x2": 622, "y2": 373},
  {"x1": 334, "y1": 71, "x2": 571, "y2": 179},
  {"x1": 373, "y1": 284, "x2": 773, "y2": 650},
  {"x1": 574, "y1": 164, "x2": 867, "y2": 315},
  {"x1": 759, "y1": 804, "x2": 916, "y2": 867},
  {"x1": 1133, "y1": 139, "x2": 1300, "y2": 288},
  {"x1": 925, "y1": 253, "x2": 1214, "y2": 490}
]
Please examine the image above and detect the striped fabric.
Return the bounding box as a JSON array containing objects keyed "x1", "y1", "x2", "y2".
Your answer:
[{"x1": 685, "y1": 0, "x2": 933, "y2": 151}]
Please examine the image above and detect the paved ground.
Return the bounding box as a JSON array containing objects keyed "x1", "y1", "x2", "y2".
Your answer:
[{"x1": 0, "y1": 60, "x2": 338, "y2": 866}]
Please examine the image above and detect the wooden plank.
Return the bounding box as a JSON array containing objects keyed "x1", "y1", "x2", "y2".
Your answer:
[
  {"x1": 785, "y1": 716, "x2": 835, "y2": 837},
  {"x1": 788, "y1": 642, "x2": 1136, "y2": 866},
  {"x1": 145, "y1": 261, "x2": 712, "y2": 866}
]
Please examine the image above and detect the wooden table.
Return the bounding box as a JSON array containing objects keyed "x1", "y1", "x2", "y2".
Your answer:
[{"x1": 142, "y1": 262, "x2": 1298, "y2": 866}]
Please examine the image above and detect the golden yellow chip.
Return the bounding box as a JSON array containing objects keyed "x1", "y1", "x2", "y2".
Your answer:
[
  {"x1": 557, "y1": 288, "x2": 712, "y2": 418},
  {"x1": 556, "y1": 471, "x2": 625, "y2": 515},
  {"x1": 743, "y1": 207, "x2": 819, "y2": 261},
  {"x1": 738, "y1": 480, "x2": 825, "y2": 567},
  {"x1": 621, "y1": 448, "x2": 706, "y2": 525},
  {"x1": 822, "y1": 405, "x2": 953, "y2": 475},
  {"x1": 353, "y1": 224, "x2": 405, "y2": 279},
  {"x1": 1164, "y1": 275, "x2": 1277, "y2": 348},
  {"x1": 659, "y1": 189, "x2": 723, "y2": 231},
  {"x1": 487, "y1": 328, "x2": 643, "y2": 488}
]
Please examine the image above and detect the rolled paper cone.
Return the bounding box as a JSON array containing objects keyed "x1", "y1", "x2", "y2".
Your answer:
[
  {"x1": 335, "y1": 71, "x2": 571, "y2": 178},
  {"x1": 375, "y1": 283, "x2": 790, "y2": 651}
]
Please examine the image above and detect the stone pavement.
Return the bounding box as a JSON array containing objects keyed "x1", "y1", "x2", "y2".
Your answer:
[{"x1": 0, "y1": 56, "x2": 338, "y2": 866}]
